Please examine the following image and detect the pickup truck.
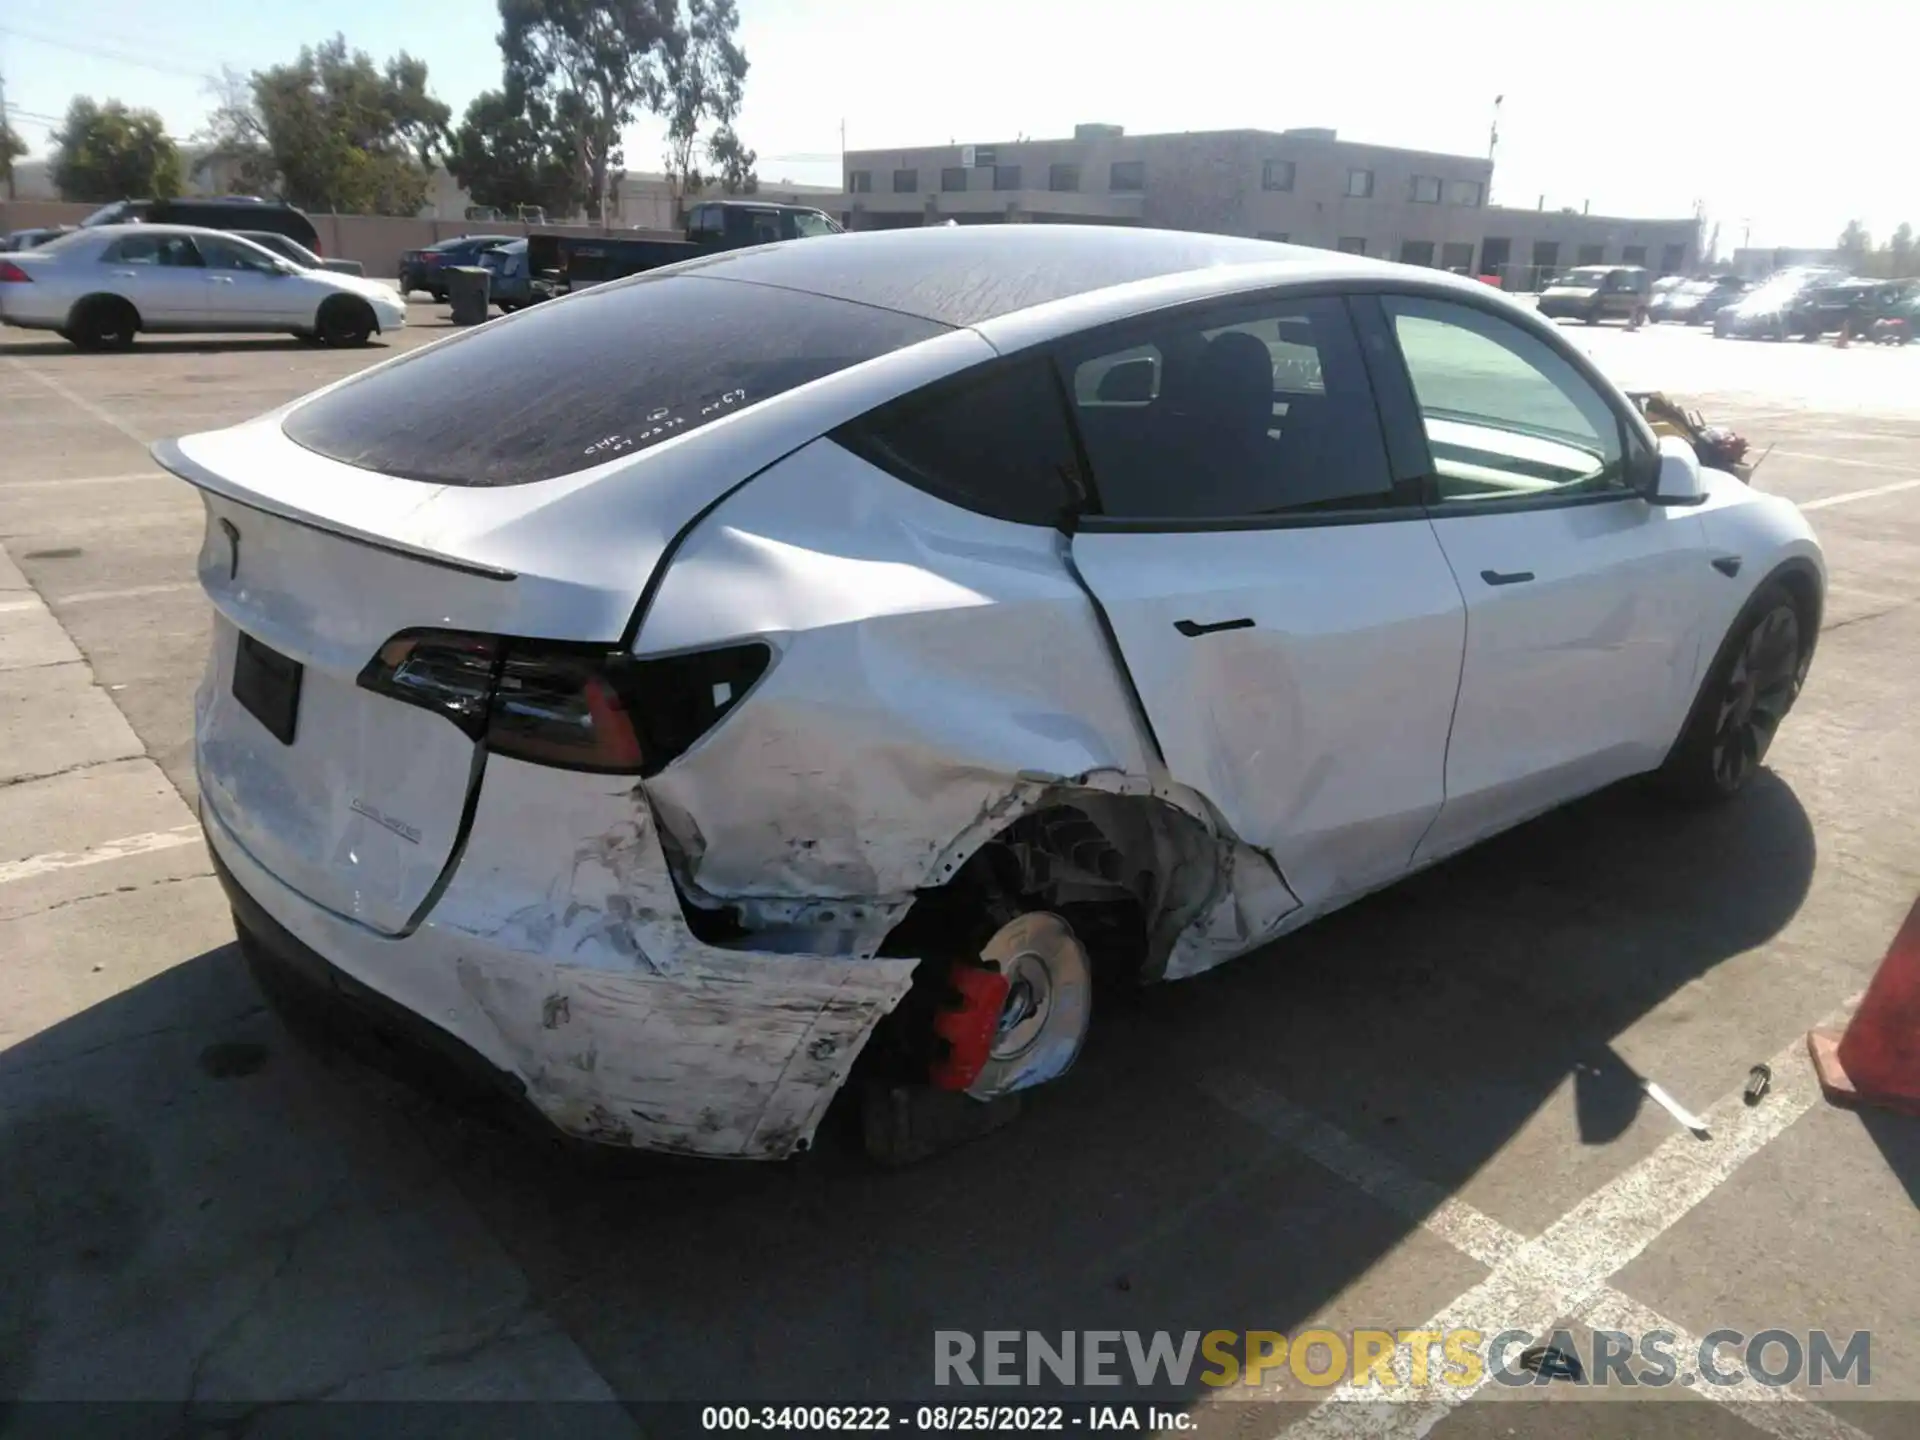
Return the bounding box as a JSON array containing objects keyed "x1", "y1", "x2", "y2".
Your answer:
[{"x1": 529, "y1": 199, "x2": 843, "y2": 294}]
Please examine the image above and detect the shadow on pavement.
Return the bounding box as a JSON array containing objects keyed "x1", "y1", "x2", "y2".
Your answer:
[
  {"x1": 0, "y1": 338, "x2": 396, "y2": 358},
  {"x1": 0, "y1": 771, "x2": 1818, "y2": 1412}
]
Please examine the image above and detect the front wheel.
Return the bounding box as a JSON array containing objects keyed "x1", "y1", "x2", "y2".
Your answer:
[
  {"x1": 316, "y1": 297, "x2": 375, "y2": 348},
  {"x1": 1657, "y1": 581, "x2": 1808, "y2": 803}
]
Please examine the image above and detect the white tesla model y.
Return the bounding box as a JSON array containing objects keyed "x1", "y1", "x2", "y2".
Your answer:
[{"x1": 156, "y1": 226, "x2": 1824, "y2": 1161}]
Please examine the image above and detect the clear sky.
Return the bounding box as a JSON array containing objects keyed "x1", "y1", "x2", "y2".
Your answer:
[{"x1": 2, "y1": 0, "x2": 1909, "y2": 251}]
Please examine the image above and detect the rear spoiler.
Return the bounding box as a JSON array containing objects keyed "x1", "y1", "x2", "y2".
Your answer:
[{"x1": 151, "y1": 438, "x2": 517, "y2": 582}]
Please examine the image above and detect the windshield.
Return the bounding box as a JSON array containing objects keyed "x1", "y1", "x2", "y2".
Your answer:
[{"x1": 1552, "y1": 268, "x2": 1611, "y2": 288}]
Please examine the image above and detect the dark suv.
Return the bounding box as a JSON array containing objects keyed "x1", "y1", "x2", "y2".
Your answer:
[
  {"x1": 79, "y1": 197, "x2": 322, "y2": 253},
  {"x1": 397, "y1": 235, "x2": 517, "y2": 300}
]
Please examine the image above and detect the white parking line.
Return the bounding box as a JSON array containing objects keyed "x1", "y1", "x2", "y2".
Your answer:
[
  {"x1": 0, "y1": 824, "x2": 203, "y2": 887},
  {"x1": 1800, "y1": 479, "x2": 1920, "y2": 511},
  {"x1": 2, "y1": 357, "x2": 149, "y2": 447},
  {"x1": 1771, "y1": 450, "x2": 1913, "y2": 473},
  {"x1": 56, "y1": 581, "x2": 202, "y2": 606},
  {"x1": 1205, "y1": 1006, "x2": 1860, "y2": 1438}
]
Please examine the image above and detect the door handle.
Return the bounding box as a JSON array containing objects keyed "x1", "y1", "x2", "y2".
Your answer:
[
  {"x1": 1480, "y1": 569, "x2": 1535, "y2": 586},
  {"x1": 209, "y1": 276, "x2": 235, "y2": 284},
  {"x1": 111, "y1": 269, "x2": 138, "y2": 278},
  {"x1": 1174, "y1": 617, "x2": 1256, "y2": 637}
]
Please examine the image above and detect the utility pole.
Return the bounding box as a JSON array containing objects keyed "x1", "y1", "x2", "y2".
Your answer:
[{"x1": 839, "y1": 117, "x2": 846, "y2": 186}]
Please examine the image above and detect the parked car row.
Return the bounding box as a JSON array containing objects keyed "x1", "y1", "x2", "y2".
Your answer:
[{"x1": 1713, "y1": 270, "x2": 1919, "y2": 340}]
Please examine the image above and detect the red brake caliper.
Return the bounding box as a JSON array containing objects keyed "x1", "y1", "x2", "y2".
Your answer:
[{"x1": 928, "y1": 961, "x2": 1010, "y2": 1092}]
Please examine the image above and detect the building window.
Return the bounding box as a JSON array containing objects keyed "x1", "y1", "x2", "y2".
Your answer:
[
  {"x1": 1049, "y1": 162, "x2": 1080, "y2": 192},
  {"x1": 941, "y1": 167, "x2": 968, "y2": 193},
  {"x1": 1262, "y1": 159, "x2": 1295, "y2": 192},
  {"x1": 1450, "y1": 179, "x2": 1483, "y2": 206},
  {"x1": 1577, "y1": 244, "x2": 1605, "y2": 265},
  {"x1": 848, "y1": 170, "x2": 872, "y2": 194},
  {"x1": 1399, "y1": 240, "x2": 1436, "y2": 266},
  {"x1": 1346, "y1": 169, "x2": 1374, "y2": 199},
  {"x1": 1410, "y1": 175, "x2": 1441, "y2": 204},
  {"x1": 1338, "y1": 236, "x2": 1367, "y2": 254},
  {"x1": 1110, "y1": 160, "x2": 1145, "y2": 192},
  {"x1": 993, "y1": 164, "x2": 1022, "y2": 192},
  {"x1": 892, "y1": 169, "x2": 918, "y2": 194},
  {"x1": 1480, "y1": 237, "x2": 1512, "y2": 274},
  {"x1": 1660, "y1": 242, "x2": 1686, "y2": 274},
  {"x1": 1441, "y1": 242, "x2": 1474, "y2": 272},
  {"x1": 1622, "y1": 245, "x2": 1647, "y2": 266},
  {"x1": 1259, "y1": 232, "x2": 1291, "y2": 243},
  {"x1": 1532, "y1": 241, "x2": 1560, "y2": 267}
]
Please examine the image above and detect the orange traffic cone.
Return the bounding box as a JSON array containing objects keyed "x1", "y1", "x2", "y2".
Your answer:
[{"x1": 1808, "y1": 895, "x2": 1920, "y2": 1117}]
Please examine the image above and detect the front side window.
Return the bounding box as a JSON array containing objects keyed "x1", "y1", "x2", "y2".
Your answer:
[
  {"x1": 1110, "y1": 160, "x2": 1145, "y2": 192},
  {"x1": 1384, "y1": 295, "x2": 1627, "y2": 504},
  {"x1": 1410, "y1": 175, "x2": 1441, "y2": 204},
  {"x1": 1062, "y1": 295, "x2": 1395, "y2": 521},
  {"x1": 199, "y1": 236, "x2": 280, "y2": 272},
  {"x1": 790, "y1": 210, "x2": 840, "y2": 238},
  {"x1": 284, "y1": 275, "x2": 949, "y2": 487},
  {"x1": 1347, "y1": 168, "x2": 1374, "y2": 198}
]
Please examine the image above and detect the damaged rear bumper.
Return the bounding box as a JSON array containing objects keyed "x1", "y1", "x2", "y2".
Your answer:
[{"x1": 201, "y1": 758, "x2": 920, "y2": 1159}]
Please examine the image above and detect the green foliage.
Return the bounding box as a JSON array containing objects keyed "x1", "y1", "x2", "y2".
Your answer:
[
  {"x1": 661, "y1": 0, "x2": 748, "y2": 212},
  {"x1": 50, "y1": 98, "x2": 182, "y2": 202},
  {"x1": 447, "y1": 85, "x2": 586, "y2": 218},
  {"x1": 201, "y1": 37, "x2": 450, "y2": 214},
  {"x1": 1834, "y1": 218, "x2": 1920, "y2": 280},
  {"x1": 707, "y1": 124, "x2": 757, "y2": 195},
  {"x1": 498, "y1": 0, "x2": 674, "y2": 223}
]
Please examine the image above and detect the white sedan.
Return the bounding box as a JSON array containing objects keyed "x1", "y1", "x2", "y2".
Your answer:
[
  {"x1": 153, "y1": 226, "x2": 1823, "y2": 1162},
  {"x1": 0, "y1": 223, "x2": 405, "y2": 349}
]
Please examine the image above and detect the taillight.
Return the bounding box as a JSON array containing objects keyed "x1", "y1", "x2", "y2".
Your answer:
[
  {"x1": 358, "y1": 630, "x2": 770, "y2": 775},
  {"x1": 359, "y1": 631, "x2": 500, "y2": 738},
  {"x1": 0, "y1": 261, "x2": 31, "y2": 283},
  {"x1": 490, "y1": 648, "x2": 644, "y2": 772}
]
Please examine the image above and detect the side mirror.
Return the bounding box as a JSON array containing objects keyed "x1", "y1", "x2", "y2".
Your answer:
[{"x1": 1647, "y1": 434, "x2": 1707, "y2": 506}]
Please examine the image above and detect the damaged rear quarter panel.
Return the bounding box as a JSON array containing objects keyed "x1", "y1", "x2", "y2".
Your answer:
[{"x1": 637, "y1": 437, "x2": 1158, "y2": 908}]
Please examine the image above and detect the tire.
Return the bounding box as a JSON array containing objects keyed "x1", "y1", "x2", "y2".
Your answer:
[
  {"x1": 65, "y1": 295, "x2": 139, "y2": 351},
  {"x1": 1657, "y1": 580, "x2": 1809, "y2": 804},
  {"x1": 315, "y1": 297, "x2": 375, "y2": 348}
]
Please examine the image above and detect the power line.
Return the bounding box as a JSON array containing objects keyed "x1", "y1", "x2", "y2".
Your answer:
[{"x1": 0, "y1": 24, "x2": 219, "y2": 82}]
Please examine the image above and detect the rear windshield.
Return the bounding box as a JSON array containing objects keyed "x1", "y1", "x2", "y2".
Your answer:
[{"x1": 282, "y1": 274, "x2": 951, "y2": 486}]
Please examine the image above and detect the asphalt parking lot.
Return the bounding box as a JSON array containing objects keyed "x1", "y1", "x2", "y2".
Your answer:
[{"x1": 2, "y1": 300, "x2": 1918, "y2": 1437}]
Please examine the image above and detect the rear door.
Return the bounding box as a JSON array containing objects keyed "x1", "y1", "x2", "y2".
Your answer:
[
  {"x1": 1375, "y1": 293, "x2": 1714, "y2": 865},
  {"x1": 1062, "y1": 293, "x2": 1467, "y2": 910},
  {"x1": 100, "y1": 232, "x2": 213, "y2": 325}
]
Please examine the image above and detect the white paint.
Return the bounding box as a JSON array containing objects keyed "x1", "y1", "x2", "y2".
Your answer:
[
  {"x1": 0, "y1": 471, "x2": 169, "y2": 491},
  {"x1": 56, "y1": 581, "x2": 202, "y2": 606},
  {"x1": 1799, "y1": 478, "x2": 1920, "y2": 511},
  {"x1": 4, "y1": 356, "x2": 149, "y2": 447},
  {"x1": 0, "y1": 824, "x2": 203, "y2": 886},
  {"x1": 1770, "y1": 449, "x2": 1913, "y2": 473}
]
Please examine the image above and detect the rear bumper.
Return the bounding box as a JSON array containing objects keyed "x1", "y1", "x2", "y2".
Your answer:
[{"x1": 200, "y1": 757, "x2": 920, "y2": 1159}]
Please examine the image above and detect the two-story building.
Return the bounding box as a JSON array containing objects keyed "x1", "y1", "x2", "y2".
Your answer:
[{"x1": 816, "y1": 123, "x2": 1698, "y2": 284}]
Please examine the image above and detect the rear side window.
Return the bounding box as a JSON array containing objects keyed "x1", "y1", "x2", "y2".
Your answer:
[
  {"x1": 832, "y1": 356, "x2": 1081, "y2": 526},
  {"x1": 283, "y1": 275, "x2": 950, "y2": 486}
]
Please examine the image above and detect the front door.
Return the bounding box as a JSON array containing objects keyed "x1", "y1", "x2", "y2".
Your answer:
[
  {"x1": 1378, "y1": 294, "x2": 1714, "y2": 865},
  {"x1": 1061, "y1": 293, "x2": 1467, "y2": 912},
  {"x1": 196, "y1": 235, "x2": 304, "y2": 327}
]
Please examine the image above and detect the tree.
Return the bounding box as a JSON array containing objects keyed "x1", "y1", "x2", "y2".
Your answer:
[
  {"x1": 447, "y1": 84, "x2": 587, "y2": 218},
  {"x1": 200, "y1": 37, "x2": 449, "y2": 214},
  {"x1": 499, "y1": 0, "x2": 674, "y2": 224},
  {"x1": 195, "y1": 66, "x2": 280, "y2": 195},
  {"x1": 1837, "y1": 219, "x2": 1872, "y2": 263},
  {"x1": 707, "y1": 123, "x2": 757, "y2": 195},
  {"x1": 659, "y1": 0, "x2": 748, "y2": 217},
  {"x1": 2, "y1": 121, "x2": 27, "y2": 201},
  {"x1": 1890, "y1": 223, "x2": 1915, "y2": 279},
  {"x1": 50, "y1": 98, "x2": 182, "y2": 202}
]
